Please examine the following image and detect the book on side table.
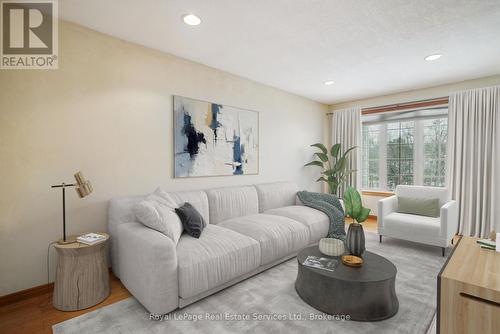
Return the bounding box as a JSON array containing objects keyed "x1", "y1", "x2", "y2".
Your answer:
[{"x1": 77, "y1": 233, "x2": 106, "y2": 245}]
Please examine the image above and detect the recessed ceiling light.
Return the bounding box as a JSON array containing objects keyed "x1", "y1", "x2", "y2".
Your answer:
[
  {"x1": 324, "y1": 80, "x2": 335, "y2": 86},
  {"x1": 182, "y1": 14, "x2": 201, "y2": 26},
  {"x1": 424, "y1": 54, "x2": 442, "y2": 61}
]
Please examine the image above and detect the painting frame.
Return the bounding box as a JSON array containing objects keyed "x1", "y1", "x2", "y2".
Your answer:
[{"x1": 173, "y1": 95, "x2": 260, "y2": 178}]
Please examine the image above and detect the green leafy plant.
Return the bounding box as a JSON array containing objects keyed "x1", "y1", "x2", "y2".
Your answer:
[
  {"x1": 304, "y1": 143, "x2": 357, "y2": 195},
  {"x1": 343, "y1": 187, "x2": 371, "y2": 224}
]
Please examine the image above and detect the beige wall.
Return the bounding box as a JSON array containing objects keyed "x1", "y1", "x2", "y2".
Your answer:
[
  {"x1": 327, "y1": 75, "x2": 500, "y2": 216},
  {"x1": 0, "y1": 21, "x2": 327, "y2": 296}
]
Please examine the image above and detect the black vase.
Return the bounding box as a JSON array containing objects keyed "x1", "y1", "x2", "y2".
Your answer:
[{"x1": 347, "y1": 223, "x2": 365, "y2": 256}]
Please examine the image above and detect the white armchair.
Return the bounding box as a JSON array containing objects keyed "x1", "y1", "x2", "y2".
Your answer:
[{"x1": 378, "y1": 185, "x2": 458, "y2": 256}]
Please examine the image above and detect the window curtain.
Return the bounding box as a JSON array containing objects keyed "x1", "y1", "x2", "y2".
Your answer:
[
  {"x1": 331, "y1": 107, "x2": 362, "y2": 196},
  {"x1": 447, "y1": 86, "x2": 500, "y2": 237}
]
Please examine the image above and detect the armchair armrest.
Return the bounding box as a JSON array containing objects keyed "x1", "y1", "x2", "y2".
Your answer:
[
  {"x1": 378, "y1": 195, "x2": 397, "y2": 232},
  {"x1": 440, "y1": 200, "x2": 458, "y2": 241},
  {"x1": 117, "y1": 222, "x2": 178, "y2": 315}
]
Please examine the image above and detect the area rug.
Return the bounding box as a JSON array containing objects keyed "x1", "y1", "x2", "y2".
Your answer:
[{"x1": 53, "y1": 232, "x2": 447, "y2": 334}]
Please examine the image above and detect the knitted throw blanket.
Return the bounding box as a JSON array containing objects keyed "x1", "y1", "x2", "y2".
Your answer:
[{"x1": 297, "y1": 191, "x2": 346, "y2": 240}]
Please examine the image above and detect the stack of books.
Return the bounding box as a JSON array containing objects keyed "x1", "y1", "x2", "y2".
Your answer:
[
  {"x1": 476, "y1": 238, "x2": 496, "y2": 250},
  {"x1": 77, "y1": 233, "x2": 106, "y2": 245}
]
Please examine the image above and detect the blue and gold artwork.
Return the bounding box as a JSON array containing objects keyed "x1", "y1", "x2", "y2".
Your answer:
[{"x1": 174, "y1": 96, "x2": 259, "y2": 177}]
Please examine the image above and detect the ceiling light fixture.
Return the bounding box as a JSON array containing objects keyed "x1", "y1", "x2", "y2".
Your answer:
[
  {"x1": 324, "y1": 80, "x2": 335, "y2": 86},
  {"x1": 424, "y1": 54, "x2": 442, "y2": 61},
  {"x1": 182, "y1": 14, "x2": 202, "y2": 26}
]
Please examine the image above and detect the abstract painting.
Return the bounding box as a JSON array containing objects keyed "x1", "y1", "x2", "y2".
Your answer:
[{"x1": 174, "y1": 96, "x2": 259, "y2": 178}]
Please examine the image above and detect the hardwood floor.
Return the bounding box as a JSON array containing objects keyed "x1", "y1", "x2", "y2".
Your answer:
[{"x1": 0, "y1": 273, "x2": 130, "y2": 334}]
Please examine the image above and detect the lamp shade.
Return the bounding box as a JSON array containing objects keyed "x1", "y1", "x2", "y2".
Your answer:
[{"x1": 74, "y1": 171, "x2": 93, "y2": 198}]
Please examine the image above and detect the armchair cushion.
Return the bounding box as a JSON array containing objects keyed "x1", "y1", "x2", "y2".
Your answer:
[
  {"x1": 397, "y1": 196, "x2": 440, "y2": 218},
  {"x1": 384, "y1": 212, "x2": 441, "y2": 237},
  {"x1": 395, "y1": 185, "x2": 449, "y2": 207}
]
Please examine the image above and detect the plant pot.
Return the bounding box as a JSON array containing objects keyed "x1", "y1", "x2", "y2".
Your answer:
[
  {"x1": 346, "y1": 223, "x2": 365, "y2": 256},
  {"x1": 319, "y1": 238, "x2": 345, "y2": 257}
]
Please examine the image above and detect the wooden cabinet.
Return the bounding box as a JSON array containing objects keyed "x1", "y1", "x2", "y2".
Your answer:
[{"x1": 437, "y1": 237, "x2": 500, "y2": 334}]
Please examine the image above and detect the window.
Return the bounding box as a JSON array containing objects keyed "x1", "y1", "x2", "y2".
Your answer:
[
  {"x1": 361, "y1": 109, "x2": 448, "y2": 191},
  {"x1": 422, "y1": 118, "x2": 447, "y2": 187},
  {"x1": 361, "y1": 124, "x2": 380, "y2": 189},
  {"x1": 386, "y1": 121, "x2": 415, "y2": 190}
]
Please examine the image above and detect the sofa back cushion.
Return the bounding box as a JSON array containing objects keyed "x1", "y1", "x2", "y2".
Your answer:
[
  {"x1": 168, "y1": 190, "x2": 210, "y2": 224},
  {"x1": 206, "y1": 186, "x2": 259, "y2": 224},
  {"x1": 395, "y1": 185, "x2": 449, "y2": 207},
  {"x1": 255, "y1": 182, "x2": 299, "y2": 212}
]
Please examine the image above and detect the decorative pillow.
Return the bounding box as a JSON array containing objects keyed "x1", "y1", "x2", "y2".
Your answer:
[
  {"x1": 397, "y1": 196, "x2": 440, "y2": 218},
  {"x1": 133, "y1": 188, "x2": 183, "y2": 244},
  {"x1": 175, "y1": 203, "x2": 206, "y2": 239}
]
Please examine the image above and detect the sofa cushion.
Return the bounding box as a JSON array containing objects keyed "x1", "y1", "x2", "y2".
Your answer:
[
  {"x1": 384, "y1": 212, "x2": 441, "y2": 237},
  {"x1": 264, "y1": 206, "x2": 329, "y2": 243},
  {"x1": 206, "y1": 186, "x2": 259, "y2": 224},
  {"x1": 218, "y1": 214, "x2": 310, "y2": 265},
  {"x1": 168, "y1": 190, "x2": 210, "y2": 224},
  {"x1": 177, "y1": 224, "x2": 260, "y2": 299},
  {"x1": 133, "y1": 188, "x2": 183, "y2": 244},
  {"x1": 255, "y1": 182, "x2": 299, "y2": 212}
]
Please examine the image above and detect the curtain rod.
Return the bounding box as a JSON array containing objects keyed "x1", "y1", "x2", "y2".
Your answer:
[{"x1": 326, "y1": 96, "x2": 449, "y2": 116}]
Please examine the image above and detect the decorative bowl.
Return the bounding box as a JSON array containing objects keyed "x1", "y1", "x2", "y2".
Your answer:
[
  {"x1": 319, "y1": 238, "x2": 345, "y2": 257},
  {"x1": 341, "y1": 255, "x2": 364, "y2": 267}
]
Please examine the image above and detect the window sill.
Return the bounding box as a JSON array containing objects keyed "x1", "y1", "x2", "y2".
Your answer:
[{"x1": 361, "y1": 190, "x2": 395, "y2": 197}]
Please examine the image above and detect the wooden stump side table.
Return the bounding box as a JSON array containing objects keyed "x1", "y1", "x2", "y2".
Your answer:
[{"x1": 53, "y1": 233, "x2": 110, "y2": 311}]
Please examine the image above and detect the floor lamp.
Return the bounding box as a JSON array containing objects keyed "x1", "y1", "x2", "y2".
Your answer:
[{"x1": 51, "y1": 172, "x2": 93, "y2": 244}]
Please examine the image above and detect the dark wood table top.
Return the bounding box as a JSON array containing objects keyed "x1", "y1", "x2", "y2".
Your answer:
[{"x1": 297, "y1": 246, "x2": 397, "y2": 283}]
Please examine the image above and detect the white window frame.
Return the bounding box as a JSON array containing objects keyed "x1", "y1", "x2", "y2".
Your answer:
[{"x1": 361, "y1": 116, "x2": 447, "y2": 192}]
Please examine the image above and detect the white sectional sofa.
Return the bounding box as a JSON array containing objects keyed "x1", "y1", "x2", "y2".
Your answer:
[{"x1": 108, "y1": 182, "x2": 329, "y2": 315}]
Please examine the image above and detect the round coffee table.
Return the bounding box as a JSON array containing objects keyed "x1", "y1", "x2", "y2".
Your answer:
[{"x1": 295, "y1": 246, "x2": 398, "y2": 321}]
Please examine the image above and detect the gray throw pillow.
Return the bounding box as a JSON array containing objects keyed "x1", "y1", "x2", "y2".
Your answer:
[
  {"x1": 397, "y1": 196, "x2": 440, "y2": 217},
  {"x1": 175, "y1": 203, "x2": 206, "y2": 238}
]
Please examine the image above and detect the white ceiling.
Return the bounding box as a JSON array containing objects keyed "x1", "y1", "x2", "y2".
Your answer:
[{"x1": 60, "y1": 0, "x2": 500, "y2": 104}]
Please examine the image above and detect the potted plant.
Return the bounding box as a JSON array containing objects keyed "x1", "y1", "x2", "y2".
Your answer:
[
  {"x1": 343, "y1": 187, "x2": 371, "y2": 256},
  {"x1": 304, "y1": 143, "x2": 357, "y2": 196}
]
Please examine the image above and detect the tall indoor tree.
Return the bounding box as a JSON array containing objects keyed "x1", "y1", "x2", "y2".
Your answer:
[{"x1": 304, "y1": 143, "x2": 357, "y2": 195}]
